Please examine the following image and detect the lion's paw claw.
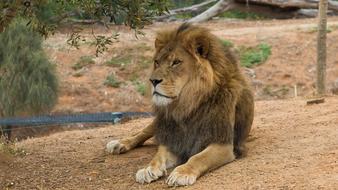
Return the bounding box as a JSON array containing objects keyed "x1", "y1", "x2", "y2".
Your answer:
[
  {"x1": 106, "y1": 140, "x2": 128, "y2": 154},
  {"x1": 166, "y1": 168, "x2": 197, "y2": 186},
  {"x1": 136, "y1": 166, "x2": 165, "y2": 184}
]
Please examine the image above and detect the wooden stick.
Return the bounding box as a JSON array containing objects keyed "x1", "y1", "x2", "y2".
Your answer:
[{"x1": 306, "y1": 98, "x2": 325, "y2": 105}]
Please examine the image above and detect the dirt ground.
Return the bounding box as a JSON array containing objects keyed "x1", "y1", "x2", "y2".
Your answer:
[
  {"x1": 1, "y1": 97, "x2": 338, "y2": 189},
  {"x1": 1, "y1": 18, "x2": 338, "y2": 189},
  {"x1": 0, "y1": 97, "x2": 338, "y2": 190}
]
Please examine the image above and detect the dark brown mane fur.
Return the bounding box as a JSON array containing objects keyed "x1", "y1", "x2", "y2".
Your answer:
[{"x1": 153, "y1": 23, "x2": 254, "y2": 163}]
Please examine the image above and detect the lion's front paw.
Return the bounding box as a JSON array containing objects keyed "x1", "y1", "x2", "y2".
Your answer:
[
  {"x1": 106, "y1": 140, "x2": 129, "y2": 154},
  {"x1": 136, "y1": 166, "x2": 166, "y2": 184},
  {"x1": 166, "y1": 166, "x2": 198, "y2": 186}
]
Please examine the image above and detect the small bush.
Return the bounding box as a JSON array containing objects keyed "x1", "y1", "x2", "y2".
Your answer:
[
  {"x1": 239, "y1": 43, "x2": 271, "y2": 67},
  {"x1": 130, "y1": 76, "x2": 147, "y2": 96},
  {"x1": 133, "y1": 81, "x2": 147, "y2": 96},
  {"x1": 263, "y1": 85, "x2": 290, "y2": 98},
  {"x1": 138, "y1": 43, "x2": 152, "y2": 51},
  {"x1": 129, "y1": 73, "x2": 140, "y2": 82},
  {"x1": 104, "y1": 74, "x2": 122, "y2": 88},
  {"x1": 306, "y1": 26, "x2": 333, "y2": 33},
  {"x1": 105, "y1": 56, "x2": 131, "y2": 67},
  {"x1": 0, "y1": 18, "x2": 58, "y2": 118},
  {"x1": 331, "y1": 24, "x2": 338, "y2": 30},
  {"x1": 72, "y1": 56, "x2": 95, "y2": 70},
  {"x1": 0, "y1": 136, "x2": 26, "y2": 156},
  {"x1": 139, "y1": 58, "x2": 152, "y2": 69},
  {"x1": 221, "y1": 39, "x2": 234, "y2": 48}
]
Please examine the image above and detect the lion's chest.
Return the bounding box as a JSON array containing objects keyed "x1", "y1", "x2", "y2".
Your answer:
[
  {"x1": 155, "y1": 120, "x2": 203, "y2": 163},
  {"x1": 154, "y1": 107, "x2": 233, "y2": 164}
]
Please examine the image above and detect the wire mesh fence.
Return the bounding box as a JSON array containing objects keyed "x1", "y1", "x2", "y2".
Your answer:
[{"x1": 0, "y1": 112, "x2": 153, "y2": 132}]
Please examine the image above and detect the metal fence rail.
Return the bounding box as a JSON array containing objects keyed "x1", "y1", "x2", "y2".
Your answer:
[{"x1": 0, "y1": 112, "x2": 153, "y2": 131}]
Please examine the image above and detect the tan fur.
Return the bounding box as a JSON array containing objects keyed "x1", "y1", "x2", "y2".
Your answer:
[
  {"x1": 106, "y1": 23, "x2": 254, "y2": 186},
  {"x1": 106, "y1": 123, "x2": 154, "y2": 154},
  {"x1": 136, "y1": 145, "x2": 177, "y2": 184},
  {"x1": 166, "y1": 144, "x2": 235, "y2": 186}
]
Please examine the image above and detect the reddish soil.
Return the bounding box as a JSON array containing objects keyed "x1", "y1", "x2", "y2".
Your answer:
[{"x1": 1, "y1": 97, "x2": 338, "y2": 189}]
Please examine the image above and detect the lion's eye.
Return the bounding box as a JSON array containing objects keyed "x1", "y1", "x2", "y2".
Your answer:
[
  {"x1": 172, "y1": 59, "x2": 182, "y2": 67},
  {"x1": 154, "y1": 60, "x2": 159, "y2": 67}
]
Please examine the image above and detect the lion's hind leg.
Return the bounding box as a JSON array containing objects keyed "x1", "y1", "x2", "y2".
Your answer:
[{"x1": 233, "y1": 88, "x2": 254, "y2": 158}]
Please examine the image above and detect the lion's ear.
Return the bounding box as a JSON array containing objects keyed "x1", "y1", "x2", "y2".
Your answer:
[
  {"x1": 191, "y1": 36, "x2": 210, "y2": 58},
  {"x1": 155, "y1": 38, "x2": 163, "y2": 51}
]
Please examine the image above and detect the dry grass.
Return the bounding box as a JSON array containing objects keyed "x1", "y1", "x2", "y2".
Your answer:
[{"x1": 0, "y1": 136, "x2": 26, "y2": 156}]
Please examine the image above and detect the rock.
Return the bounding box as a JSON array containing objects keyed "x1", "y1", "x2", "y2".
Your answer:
[
  {"x1": 244, "y1": 68, "x2": 256, "y2": 78},
  {"x1": 252, "y1": 79, "x2": 264, "y2": 87},
  {"x1": 72, "y1": 69, "x2": 87, "y2": 77},
  {"x1": 334, "y1": 78, "x2": 338, "y2": 87}
]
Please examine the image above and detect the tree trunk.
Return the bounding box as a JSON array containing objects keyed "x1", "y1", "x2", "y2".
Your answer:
[
  {"x1": 189, "y1": 0, "x2": 232, "y2": 23},
  {"x1": 316, "y1": 0, "x2": 328, "y2": 95}
]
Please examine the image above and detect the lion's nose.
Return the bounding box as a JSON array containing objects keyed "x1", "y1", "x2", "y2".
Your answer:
[{"x1": 149, "y1": 78, "x2": 163, "y2": 87}]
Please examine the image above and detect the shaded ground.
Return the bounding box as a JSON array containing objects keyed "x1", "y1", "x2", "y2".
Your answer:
[{"x1": 1, "y1": 97, "x2": 338, "y2": 189}]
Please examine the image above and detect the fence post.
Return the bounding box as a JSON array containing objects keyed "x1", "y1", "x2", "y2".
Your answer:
[{"x1": 316, "y1": 0, "x2": 328, "y2": 95}]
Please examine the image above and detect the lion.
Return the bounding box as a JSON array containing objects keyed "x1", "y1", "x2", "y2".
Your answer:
[{"x1": 106, "y1": 23, "x2": 254, "y2": 186}]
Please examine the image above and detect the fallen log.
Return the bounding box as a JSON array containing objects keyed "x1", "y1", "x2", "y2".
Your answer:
[
  {"x1": 225, "y1": 2, "x2": 301, "y2": 19},
  {"x1": 164, "y1": 0, "x2": 338, "y2": 23},
  {"x1": 156, "y1": 0, "x2": 217, "y2": 21},
  {"x1": 182, "y1": 0, "x2": 338, "y2": 22},
  {"x1": 227, "y1": 3, "x2": 334, "y2": 19},
  {"x1": 235, "y1": 0, "x2": 338, "y2": 12},
  {"x1": 189, "y1": 0, "x2": 232, "y2": 22}
]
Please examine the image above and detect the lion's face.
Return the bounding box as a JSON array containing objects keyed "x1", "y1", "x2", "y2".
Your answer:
[
  {"x1": 150, "y1": 44, "x2": 195, "y2": 106},
  {"x1": 149, "y1": 24, "x2": 229, "y2": 113}
]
